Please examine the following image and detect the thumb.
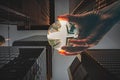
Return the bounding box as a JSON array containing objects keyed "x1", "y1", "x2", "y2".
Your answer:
[{"x1": 57, "y1": 14, "x2": 70, "y2": 21}]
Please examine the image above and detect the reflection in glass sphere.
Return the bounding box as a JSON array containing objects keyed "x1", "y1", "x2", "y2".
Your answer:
[{"x1": 47, "y1": 21, "x2": 78, "y2": 51}]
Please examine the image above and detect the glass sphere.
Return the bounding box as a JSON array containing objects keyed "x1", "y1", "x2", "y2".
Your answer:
[{"x1": 47, "y1": 21, "x2": 78, "y2": 51}]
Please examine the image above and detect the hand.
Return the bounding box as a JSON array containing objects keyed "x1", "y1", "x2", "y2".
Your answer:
[{"x1": 58, "y1": 2, "x2": 120, "y2": 56}]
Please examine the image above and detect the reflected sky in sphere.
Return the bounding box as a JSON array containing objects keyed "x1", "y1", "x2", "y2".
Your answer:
[{"x1": 47, "y1": 21, "x2": 78, "y2": 51}]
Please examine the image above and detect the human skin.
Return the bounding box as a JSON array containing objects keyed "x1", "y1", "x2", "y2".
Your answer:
[{"x1": 58, "y1": 0, "x2": 120, "y2": 56}]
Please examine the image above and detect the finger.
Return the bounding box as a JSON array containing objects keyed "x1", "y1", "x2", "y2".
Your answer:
[
  {"x1": 60, "y1": 52, "x2": 80, "y2": 56},
  {"x1": 61, "y1": 46, "x2": 88, "y2": 52},
  {"x1": 57, "y1": 15, "x2": 69, "y2": 21},
  {"x1": 58, "y1": 49, "x2": 81, "y2": 56},
  {"x1": 69, "y1": 39, "x2": 87, "y2": 43},
  {"x1": 72, "y1": 43, "x2": 89, "y2": 47},
  {"x1": 68, "y1": 39, "x2": 88, "y2": 46}
]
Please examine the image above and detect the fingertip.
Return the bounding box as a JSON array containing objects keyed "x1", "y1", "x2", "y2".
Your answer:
[
  {"x1": 58, "y1": 51, "x2": 80, "y2": 56},
  {"x1": 58, "y1": 49, "x2": 67, "y2": 56},
  {"x1": 57, "y1": 15, "x2": 69, "y2": 21}
]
